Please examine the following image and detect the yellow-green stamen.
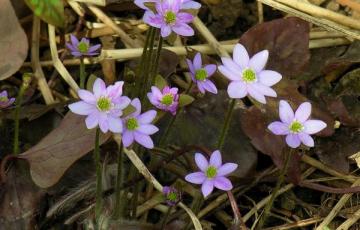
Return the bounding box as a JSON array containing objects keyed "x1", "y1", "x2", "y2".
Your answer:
[
  {"x1": 242, "y1": 68, "x2": 257, "y2": 83},
  {"x1": 167, "y1": 192, "x2": 178, "y2": 202},
  {"x1": 161, "y1": 94, "x2": 174, "y2": 106},
  {"x1": 289, "y1": 121, "x2": 304, "y2": 133},
  {"x1": 97, "y1": 97, "x2": 112, "y2": 112},
  {"x1": 205, "y1": 166, "x2": 217, "y2": 178},
  {"x1": 164, "y1": 11, "x2": 176, "y2": 24},
  {"x1": 78, "y1": 42, "x2": 89, "y2": 53},
  {"x1": 195, "y1": 69, "x2": 207, "y2": 81},
  {"x1": 127, "y1": 117, "x2": 139, "y2": 130},
  {"x1": 0, "y1": 96, "x2": 8, "y2": 102}
]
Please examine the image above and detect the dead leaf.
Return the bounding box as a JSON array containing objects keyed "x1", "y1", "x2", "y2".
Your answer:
[
  {"x1": 0, "y1": 0, "x2": 28, "y2": 80},
  {"x1": 18, "y1": 112, "x2": 111, "y2": 188}
]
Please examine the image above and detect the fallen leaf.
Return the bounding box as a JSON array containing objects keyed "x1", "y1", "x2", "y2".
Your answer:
[
  {"x1": 18, "y1": 112, "x2": 111, "y2": 188},
  {"x1": 0, "y1": 0, "x2": 28, "y2": 80},
  {"x1": 323, "y1": 41, "x2": 360, "y2": 73}
]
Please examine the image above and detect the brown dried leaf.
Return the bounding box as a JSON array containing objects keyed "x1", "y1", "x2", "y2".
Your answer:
[
  {"x1": 19, "y1": 112, "x2": 111, "y2": 188},
  {"x1": 0, "y1": 0, "x2": 28, "y2": 80}
]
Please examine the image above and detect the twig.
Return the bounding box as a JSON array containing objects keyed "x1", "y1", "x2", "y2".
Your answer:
[
  {"x1": 336, "y1": 207, "x2": 360, "y2": 230},
  {"x1": 262, "y1": 217, "x2": 323, "y2": 230},
  {"x1": 67, "y1": 0, "x2": 85, "y2": 17},
  {"x1": 257, "y1": 0, "x2": 264, "y2": 23},
  {"x1": 299, "y1": 180, "x2": 360, "y2": 194},
  {"x1": 315, "y1": 179, "x2": 360, "y2": 230}
]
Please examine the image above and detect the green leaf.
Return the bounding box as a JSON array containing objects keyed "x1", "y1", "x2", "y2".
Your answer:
[
  {"x1": 178, "y1": 94, "x2": 194, "y2": 107},
  {"x1": 25, "y1": 0, "x2": 65, "y2": 27},
  {"x1": 122, "y1": 104, "x2": 136, "y2": 118},
  {"x1": 155, "y1": 74, "x2": 168, "y2": 90},
  {"x1": 86, "y1": 74, "x2": 98, "y2": 91}
]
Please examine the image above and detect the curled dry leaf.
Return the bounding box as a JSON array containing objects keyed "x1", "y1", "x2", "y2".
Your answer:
[
  {"x1": 0, "y1": 0, "x2": 28, "y2": 80},
  {"x1": 18, "y1": 112, "x2": 111, "y2": 188}
]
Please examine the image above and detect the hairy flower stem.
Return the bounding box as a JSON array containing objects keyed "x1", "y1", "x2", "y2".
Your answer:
[
  {"x1": 216, "y1": 99, "x2": 236, "y2": 149},
  {"x1": 149, "y1": 36, "x2": 164, "y2": 87},
  {"x1": 13, "y1": 74, "x2": 31, "y2": 155},
  {"x1": 79, "y1": 58, "x2": 86, "y2": 89},
  {"x1": 256, "y1": 149, "x2": 293, "y2": 230},
  {"x1": 113, "y1": 143, "x2": 124, "y2": 219},
  {"x1": 94, "y1": 128, "x2": 103, "y2": 225}
]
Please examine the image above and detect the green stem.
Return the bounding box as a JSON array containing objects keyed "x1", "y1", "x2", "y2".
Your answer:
[
  {"x1": 113, "y1": 143, "x2": 124, "y2": 219},
  {"x1": 79, "y1": 58, "x2": 86, "y2": 89},
  {"x1": 216, "y1": 99, "x2": 236, "y2": 150},
  {"x1": 149, "y1": 36, "x2": 163, "y2": 87},
  {"x1": 135, "y1": 28, "x2": 152, "y2": 97},
  {"x1": 161, "y1": 206, "x2": 173, "y2": 229},
  {"x1": 94, "y1": 128, "x2": 103, "y2": 225},
  {"x1": 256, "y1": 149, "x2": 293, "y2": 230}
]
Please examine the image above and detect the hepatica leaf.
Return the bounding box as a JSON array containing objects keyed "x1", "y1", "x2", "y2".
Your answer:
[{"x1": 25, "y1": 0, "x2": 65, "y2": 27}]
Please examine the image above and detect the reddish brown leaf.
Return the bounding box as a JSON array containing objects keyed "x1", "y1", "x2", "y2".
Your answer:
[{"x1": 18, "y1": 112, "x2": 111, "y2": 188}]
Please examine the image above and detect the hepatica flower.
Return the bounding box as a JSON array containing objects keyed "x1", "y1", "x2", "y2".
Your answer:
[
  {"x1": 68, "y1": 78, "x2": 130, "y2": 133},
  {"x1": 186, "y1": 52, "x2": 217, "y2": 94},
  {"x1": 147, "y1": 86, "x2": 179, "y2": 115},
  {"x1": 0, "y1": 90, "x2": 15, "y2": 109},
  {"x1": 185, "y1": 150, "x2": 238, "y2": 197},
  {"x1": 122, "y1": 98, "x2": 159, "y2": 149},
  {"x1": 163, "y1": 186, "x2": 181, "y2": 206},
  {"x1": 143, "y1": 0, "x2": 194, "y2": 37},
  {"x1": 66, "y1": 34, "x2": 101, "y2": 57},
  {"x1": 135, "y1": 0, "x2": 201, "y2": 10},
  {"x1": 268, "y1": 100, "x2": 327, "y2": 148},
  {"x1": 218, "y1": 44, "x2": 282, "y2": 104}
]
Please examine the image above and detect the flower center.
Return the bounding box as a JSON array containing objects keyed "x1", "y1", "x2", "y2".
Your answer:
[
  {"x1": 97, "y1": 97, "x2": 112, "y2": 112},
  {"x1": 242, "y1": 69, "x2": 257, "y2": 83},
  {"x1": 195, "y1": 68, "x2": 207, "y2": 81},
  {"x1": 164, "y1": 11, "x2": 176, "y2": 24},
  {"x1": 161, "y1": 94, "x2": 174, "y2": 106},
  {"x1": 205, "y1": 166, "x2": 217, "y2": 178},
  {"x1": 0, "y1": 96, "x2": 8, "y2": 102},
  {"x1": 78, "y1": 42, "x2": 89, "y2": 53},
  {"x1": 289, "y1": 121, "x2": 304, "y2": 133},
  {"x1": 126, "y1": 117, "x2": 139, "y2": 130},
  {"x1": 167, "y1": 192, "x2": 178, "y2": 202}
]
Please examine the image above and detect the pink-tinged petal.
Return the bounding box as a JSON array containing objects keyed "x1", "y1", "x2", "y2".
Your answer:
[
  {"x1": 258, "y1": 70, "x2": 282, "y2": 86},
  {"x1": 213, "y1": 177, "x2": 233, "y2": 191},
  {"x1": 113, "y1": 96, "x2": 131, "y2": 110},
  {"x1": 247, "y1": 85, "x2": 266, "y2": 104},
  {"x1": 186, "y1": 59, "x2": 195, "y2": 74},
  {"x1": 286, "y1": 134, "x2": 301, "y2": 148},
  {"x1": 138, "y1": 110, "x2": 157, "y2": 124},
  {"x1": 201, "y1": 180, "x2": 214, "y2": 197},
  {"x1": 177, "y1": 12, "x2": 194, "y2": 23},
  {"x1": 137, "y1": 124, "x2": 159, "y2": 135},
  {"x1": 218, "y1": 65, "x2": 241, "y2": 81},
  {"x1": 249, "y1": 50, "x2": 269, "y2": 72},
  {"x1": 303, "y1": 120, "x2": 327, "y2": 134},
  {"x1": 88, "y1": 44, "x2": 101, "y2": 53},
  {"x1": 151, "y1": 86, "x2": 163, "y2": 98},
  {"x1": 252, "y1": 83, "x2": 277, "y2": 97},
  {"x1": 193, "y1": 52, "x2": 202, "y2": 70},
  {"x1": 295, "y1": 102, "x2": 311, "y2": 123},
  {"x1": 85, "y1": 112, "x2": 99, "y2": 129},
  {"x1": 161, "y1": 25, "x2": 172, "y2": 37},
  {"x1": 203, "y1": 80, "x2": 218, "y2": 94},
  {"x1": 130, "y1": 98, "x2": 142, "y2": 116},
  {"x1": 143, "y1": 11, "x2": 162, "y2": 28},
  {"x1": 80, "y1": 37, "x2": 90, "y2": 45},
  {"x1": 169, "y1": 87, "x2": 178, "y2": 94},
  {"x1": 86, "y1": 52, "x2": 100, "y2": 56},
  {"x1": 268, "y1": 121, "x2": 289, "y2": 135},
  {"x1": 195, "y1": 153, "x2": 209, "y2": 171},
  {"x1": 172, "y1": 23, "x2": 194, "y2": 37},
  {"x1": 181, "y1": 0, "x2": 201, "y2": 9},
  {"x1": 233, "y1": 44, "x2": 250, "y2": 69},
  {"x1": 204, "y1": 64, "x2": 216, "y2": 76},
  {"x1": 228, "y1": 81, "x2": 247, "y2": 98},
  {"x1": 69, "y1": 101, "x2": 96, "y2": 115},
  {"x1": 78, "y1": 89, "x2": 96, "y2": 104},
  {"x1": 298, "y1": 133, "x2": 314, "y2": 147},
  {"x1": 108, "y1": 116, "x2": 123, "y2": 133},
  {"x1": 221, "y1": 57, "x2": 243, "y2": 75},
  {"x1": 7, "y1": 98, "x2": 15, "y2": 105},
  {"x1": 171, "y1": 0, "x2": 181, "y2": 12},
  {"x1": 122, "y1": 130, "x2": 134, "y2": 147},
  {"x1": 217, "y1": 163, "x2": 238, "y2": 176},
  {"x1": 209, "y1": 150, "x2": 222, "y2": 168},
  {"x1": 70, "y1": 34, "x2": 79, "y2": 46},
  {"x1": 93, "y1": 78, "x2": 106, "y2": 97},
  {"x1": 106, "y1": 81, "x2": 124, "y2": 99},
  {"x1": 279, "y1": 100, "x2": 295, "y2": 124},
  {"x1": 185, "y1": 172, "x2": 206, "y2": 184},
  {"x1": 134, "y1": 132, "x2": 154, "y2": 149},
  {"x1": 98, "y1": 114, "x2": 109, "y2": 133}
]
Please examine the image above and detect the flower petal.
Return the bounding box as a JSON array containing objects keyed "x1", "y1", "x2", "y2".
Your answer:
[
  {"x1": 204, "y1": 64, "x2": 216, "y2": 76},
  {"x1": 134, "y1": 132, "x2": 154, "y2": 149},
  {"x1": 88, "y1": 44, "x2": 101, "y2": 53},
  {"x1": 295, "y1": 102, "x2": 311, "y2": 123},
  {"x1": 68, "y1": 101, "x2": 96, "y2": 115},
  {"x1": 227, "y1": 81, "x2": 247, "y2": 98},
  {"x1": 233, "y1": 44, "x2": 249, "y2": 69},
  {"x1": 247, "y1": 85, "x2": 266, "y2": 104},
  {"x1": 201, "y1": 180, "x2": 214, "y2": 197},
  {"x1": 252, "y1": 83, "x2": 277, "y2": 97},
  {"x1": 122, "y1": 130, "x2": 134, "y2": 147},
  {"x1": 172, "y1": 23, "x2": 194, "y2": 36},
  {"x1": 181, "y1": 0, "x2": 201, "y2": 9},
  {"x1": 286, "y1": 134, "x2": 301, "y2": 148},
  {"x1": 137, "y1": 124, "x2": 159, "y2": 135},
  {"x1": 193, "y1": 52, "x2": 202, "y2": 70},
  {"x1": 249, "y1": 50, "x2": 269, "y2": 72},
  {"x1": 130, "y1": 98, "x2": 142, "y2": 116},
  {"x1": 195, "y1": 153, "x2": 209, "y2": 171},
  {"x1": 203, "y1": 80, "x2": 218, "y2": 94},
  {"x1": 298, "y1": 133, "x2": 314, "y2": 147},
  {"x1": 279, "y1": 100, "x2": 295, "y2": 124},
  {"x1": 98, "y1": 113, "x2": 109, "y2": 133},
  {"x1": 108, "y1": 116, "x2": 123, "y2": 133},
  {"x1": 106, "y1": 81, "x2": 124, "y2": 99},
  {"x1": 217, "y1": 163, "x2": 238, "y2": 176},
  {"x1": 218, "y1": 65, "x2": 241, "y2": 81},
  {"x1": 186, "y1": 58, "x2": 195, "y2": 74},
  {"x1": 70, "y1": 34, "x2": 79, "y2": 47},
  {"x1": 93, "y1": 78, "x2": 106, "y2": 97},
  {"x1": 177, "y1": 12, "x2": 194, "y2": 23},
  {"x1": 161, "y1": 25, "x2": 172, "y2": 37},
  {"x1": 78, "y1": 89, "x2": 96, "y2": 104},
  {"x1": 268, "y1": 121, "x2": 289, "y2": 135},
  {"x1": 213, "y1": 177, "x2": 233, "y2": 191},
  {"x1": 85, "y1": 112, "x2": 99, "y2": 129},
  {"x1": 303, "y1": 120, "x2": 327, "y2": 134},
  {"x1": 209, "y1": 150, "x2": 222, "y2": 168},
  {"x1": 221, "y1": 57, "x2": 242, "y2": 75},
  {"x1": 138, "y1": 110, "x2": 157, "y2": 124},
  {"x1": 258, "y1": 70, "x2": 282, "y2": 86},
  {"x1": 143, "y1": 11, "x2": 162, "y2": 28},
  {"x1": 185, "y1": 172, "x2": 206, "y2": 184}
]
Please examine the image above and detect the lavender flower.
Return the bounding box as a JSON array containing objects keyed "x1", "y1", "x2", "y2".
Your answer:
[
  {"x1": 163, "y1": 186, "x2": 181, "y2": 206},
  {"x1": 0, "y1": 90, "x2": 15, "y2": 109},
  {"x1": 122, "y1": 98, "x2": 159, "y2": 149},
  {"x1": 185, "y1": 150, "x2": 238, "y2": 197},
  {"x1": 135, "y1": 0, "x2": 201, "y2": 10},
  {"x1": 147, "y1": 86, "x2": 179, "y2": 115},
  {"x1": 268, "y1": 100, "x2": 327, "y2": 148},
  {"x1": 68, "y1": 78, "x2": 130, "y2": 133},
  {"x1": 143, "y1": 0, "x2": 194, "y2": 37},
  {"x1": 66, "y1": 34, "x2": 101, "y2": 57},
  {"x1": 218, "y1": 43, "x2": 282, "y2": 104},
  {"x1": 186, "y1": 52, "x2": 217, "y2": 94}
]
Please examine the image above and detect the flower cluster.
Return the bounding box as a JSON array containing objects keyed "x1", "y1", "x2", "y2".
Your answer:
[{"x1": 0, "y1": 90, "x2": 15, "y2": 109}]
